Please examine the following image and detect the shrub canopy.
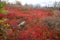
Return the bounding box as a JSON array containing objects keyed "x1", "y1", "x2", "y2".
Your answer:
[{"x1": 0, "y1": 2, "x2": 7, "y2": 14}]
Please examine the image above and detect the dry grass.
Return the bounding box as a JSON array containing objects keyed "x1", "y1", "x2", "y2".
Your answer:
[{"x1": 42, "y1": 10, "x2": 60, "y2": 33}]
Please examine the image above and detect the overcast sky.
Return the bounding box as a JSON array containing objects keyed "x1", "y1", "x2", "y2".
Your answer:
[{"x1": 2, "y1": 0, "x2": 60, "y2": 6}]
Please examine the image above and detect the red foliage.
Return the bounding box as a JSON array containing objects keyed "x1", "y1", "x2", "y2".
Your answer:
[{"x1": 0, "y1": 6, "x2": 60, "y2": 40}]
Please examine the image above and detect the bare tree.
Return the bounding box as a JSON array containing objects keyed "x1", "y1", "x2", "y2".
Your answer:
[
  {"x1": 53, "y1": 2, "x2": 57, "y2": 8},
  {"x1": 16, "y1": 1, "x2": 22, "y2": 6},
  {"x1": 57, "y1": 2, "x2": 60, "y2": 9},
  {"x1": 53, "y1": 2, "x2": 60, "y2": 10},
  {"x1": 34, "y1": 4, "x2": 41, "y2": 9}
]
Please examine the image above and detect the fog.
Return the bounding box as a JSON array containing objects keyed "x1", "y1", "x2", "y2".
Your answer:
[{"x1": 1, "y1": 0, "x2": 60, "y2": 7}]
